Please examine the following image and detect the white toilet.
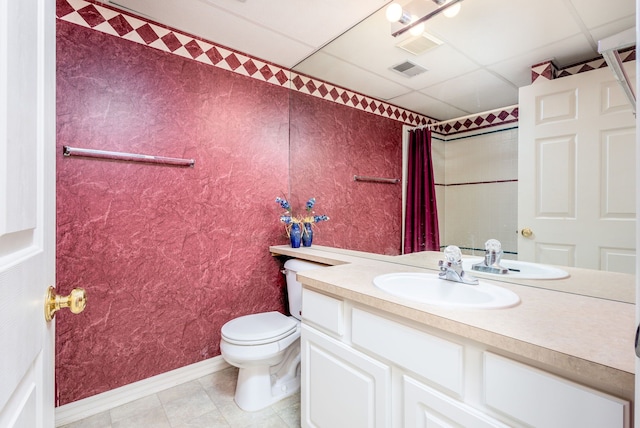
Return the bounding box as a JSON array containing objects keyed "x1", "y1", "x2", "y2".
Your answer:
[{"x1": 220, "y1": 258, "x2": 323, "y2": 411}]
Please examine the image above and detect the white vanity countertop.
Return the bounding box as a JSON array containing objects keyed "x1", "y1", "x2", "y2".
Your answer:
[{"x1": 270, "y1": 245, "x2": 636, "y2": 401}]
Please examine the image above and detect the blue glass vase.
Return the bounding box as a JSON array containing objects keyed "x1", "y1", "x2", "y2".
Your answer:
[
  {"x1": 302, "y1": 223, "x2": 313, "y2": 247},
  {"x1": 290, "y1": 223, "x2": 301, "y2": 248}
]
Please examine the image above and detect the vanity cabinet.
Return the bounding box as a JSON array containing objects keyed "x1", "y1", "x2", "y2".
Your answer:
[{"x1": 300, "y1": 288, "x2": 630, "y2": 428}]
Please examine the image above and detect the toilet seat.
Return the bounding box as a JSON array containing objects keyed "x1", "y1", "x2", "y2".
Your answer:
[{"x1": 221, "y1": 311, "x2": 297, "y2": 345}]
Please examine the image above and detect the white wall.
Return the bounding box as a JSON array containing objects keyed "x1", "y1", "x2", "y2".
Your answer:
[
  {"x1": 435, "y1": 126, "x2": 519, "y2": 257},
  {"x1": 431, "y1": 133, "x2": 446, "y2": 249}
]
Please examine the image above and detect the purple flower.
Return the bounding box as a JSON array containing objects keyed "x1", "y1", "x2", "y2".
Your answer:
[
  {"x1": 280, "y1": 215, "x2": 292, "y2": 224},
  {"x1": 275, "y1": 197, "x2": 290, "y2": 211},
  {"x1": 313, "y1": 215, "x2": 329, "y2": 223},
  {"x1": 275, "y1": 196, "x2": 328, "y2": 228},
  {"x1": 306, "y1": 198, "x2": 316, "y2": 211}
]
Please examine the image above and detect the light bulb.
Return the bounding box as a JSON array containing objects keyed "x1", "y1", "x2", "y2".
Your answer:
[
  {"x1": 386, "y1": 3, "x2": 403, "y2": 22},
  {"x1": 409, "y1": 18, "x2": 425, "y2": 36},
  {"x1": 386, "y1": 2, "x2": 412, "y2": 24},
  {"x1": 443, "y1": 2, "x2": 461, "y2": 18}
]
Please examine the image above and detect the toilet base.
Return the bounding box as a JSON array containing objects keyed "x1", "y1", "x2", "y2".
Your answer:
[{"x1": 234, "y1": 344, "x2": 301, "y2": 412}]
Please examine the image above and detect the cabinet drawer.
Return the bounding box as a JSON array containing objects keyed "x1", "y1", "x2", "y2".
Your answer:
[
  {"x1": 484, "y1": 352, "x2": 630, "y2": 428},
  {"x1": 351, "y1": 307, "x2": 464, "y2": 396},
  {"x1": 302, "y1": 289, "x2": 344, "y2": 337}
]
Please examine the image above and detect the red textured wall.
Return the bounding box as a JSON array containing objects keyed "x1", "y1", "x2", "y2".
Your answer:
[
  {"x1": 55, "y1": 14, "x2": 402, "y2": 406},
  {"x1": 290, "y1": 91, "x2": 403, "y2": 255}
]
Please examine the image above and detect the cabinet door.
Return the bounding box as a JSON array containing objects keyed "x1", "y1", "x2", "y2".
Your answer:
[
  {"x1": 404, "y1": 376, "x2": 510, "y2": 428},
  {"x1": 301, "y1": 324, "x2": 391, "y2": 428},
  {"x1": 484, "y1": 352, "x2": 630, "y2": 428}
]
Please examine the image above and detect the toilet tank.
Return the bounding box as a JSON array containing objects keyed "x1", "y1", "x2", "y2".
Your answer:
[{"x1": 283, "y1": 259, "x2": 325, "y2": 320}]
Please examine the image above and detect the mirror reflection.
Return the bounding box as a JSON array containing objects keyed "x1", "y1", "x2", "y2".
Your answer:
[{"x1": 289, "y1": 0, "x2": 637, "y2": 277}]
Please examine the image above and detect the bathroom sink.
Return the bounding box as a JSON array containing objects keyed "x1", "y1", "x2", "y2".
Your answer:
[
  {"x1": 461, "y1": 258, "x2": 569, "y2": 280},
  {"x1": 372, "y1": 273, "x2": 520, "y2": 309}
]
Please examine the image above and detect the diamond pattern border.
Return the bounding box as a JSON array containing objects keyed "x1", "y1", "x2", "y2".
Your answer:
[
  {"x1": 57, "y1": 0, "x2": 518, "y2": 135},
  {"x1": 531, "y1": 60, "x2": 558, "y2": 83},
  {"x1": 57, "y1": 0, "x2": 290, "y2": 86},
  {"x1": 532, "y1": 48, "x2": 636, "y2": 83},
  {"x1": 428, "y1": 107, "x2": 519, "y2": 135}
]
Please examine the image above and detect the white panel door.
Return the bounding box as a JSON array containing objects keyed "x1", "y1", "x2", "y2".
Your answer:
[
  {"x1": 0, "y1": 0, "x2": 56, "y2": 426},
  {"x1": 518, "y1": 64, "x2": 636, "y2": 272}
]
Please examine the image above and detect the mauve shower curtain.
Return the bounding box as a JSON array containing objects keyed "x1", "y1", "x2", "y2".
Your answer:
[{"x1": 404, "y1": 127, "x2": 440, "y2": 253}]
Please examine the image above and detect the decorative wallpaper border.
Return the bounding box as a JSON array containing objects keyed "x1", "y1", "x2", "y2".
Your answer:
[
  {"x1": 57, "y1": 0, "x2": 518, "y2": 135},
  {"x1": 531, "y1": 48, "x2": 636, "y2": 83},
  {"x1": 57, "y1": 0, "x2": 290, "y2": 86},
  {"x1": 429, "y1": 106, "x2": 518, "y2": 135},
  {"x1": 290, "y1": 71, "x2": 435, "y2": 127}
]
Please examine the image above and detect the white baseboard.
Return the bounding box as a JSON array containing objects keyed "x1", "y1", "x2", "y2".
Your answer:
[{"x1": 55, "y1": 356, "x2": 230, "y2": 427}]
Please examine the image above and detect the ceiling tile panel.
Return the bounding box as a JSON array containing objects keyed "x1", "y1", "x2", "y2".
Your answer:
[
  {"x1": 570, "y1": 0, "x2": 635, "y2": 29},
  {"x1": 108, "y1": 0, "x2": 389, "y2": 67},
  {"x1": 387, "y1": 91, "x2": 469, "y2": 121},
  {"x1": 420, "y1": 70, "x2": 518, "y2": 116},
  {"x1": 424, "y1": 0, "x2": 585, "y2": 65}
]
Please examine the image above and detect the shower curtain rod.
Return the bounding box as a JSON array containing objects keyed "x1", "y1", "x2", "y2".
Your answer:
[{"x1": 413, "y1": 104, "x2": 519, "y2": 131}]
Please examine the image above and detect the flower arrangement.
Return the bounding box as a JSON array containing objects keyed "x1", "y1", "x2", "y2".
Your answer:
[
  {"x1": 275, "y1": 196, "x2": 329, "y2": 245},
  {"x1": 299, "y1": 197, "x2": 330, "y2": 225}
]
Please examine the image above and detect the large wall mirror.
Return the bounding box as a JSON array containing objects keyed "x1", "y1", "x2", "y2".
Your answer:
[{"x1": 288, "y1": 0, "x2": 637, "y2": 276}]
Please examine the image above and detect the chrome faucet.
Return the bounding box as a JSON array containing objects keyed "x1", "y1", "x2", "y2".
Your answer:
[
  {"x1": 472, "y1": 239, "x2": 509, "y2": 274},
  {"x1": 438, "y1": 245, "x2": 478, "y2": 285}
]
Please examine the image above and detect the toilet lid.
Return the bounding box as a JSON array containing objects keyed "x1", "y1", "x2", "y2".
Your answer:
[{"x1": 221, "y1": 311, "x2": 298, "y2": 345}]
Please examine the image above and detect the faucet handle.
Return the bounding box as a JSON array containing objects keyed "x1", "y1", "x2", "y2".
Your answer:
[
  {"x1": 485, "y1": 239, "x2": 502, "y2": 253},
  {"x1": 439, "y1": 245, "x2": 478, "y2": 285},
  {"x1": 443, "y1": 245, "x2": 463, "y2": 264},
  {"x1": 473, "y1": 238, "x2": 508, "y2": 274}
]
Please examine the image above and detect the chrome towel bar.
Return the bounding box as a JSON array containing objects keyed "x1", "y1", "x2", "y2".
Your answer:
[
  {"x1": 63, "y1": 146, "x2": 195, "y2": 168},
  {"x1": 354, "y1": 175, "x2": 400, "y2": 184}
]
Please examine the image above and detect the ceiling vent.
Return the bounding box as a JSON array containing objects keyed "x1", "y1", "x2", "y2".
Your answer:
[
  {"x1": 390, "y1": 60, "x2": 428, "y2": 78},
  {"x1": 396, "y1": 32, "x2": 443, "y2": 56}
]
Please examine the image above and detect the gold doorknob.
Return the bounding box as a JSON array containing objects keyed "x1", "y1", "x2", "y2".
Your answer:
[
  {"x1": 44, "y1": 286, "x2": 87, "y2": 322},
  {"x1": 521, "y1": 228, "x2": 533, "y2": 238}
]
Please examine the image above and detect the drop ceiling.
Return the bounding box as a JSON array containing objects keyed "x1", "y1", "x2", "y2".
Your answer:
[{"x1": 103, "y1": 0, "x2": 636, "y2": 121}]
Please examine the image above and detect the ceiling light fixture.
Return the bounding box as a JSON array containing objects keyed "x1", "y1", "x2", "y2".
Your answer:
[
  {"x1": 433, "y1": 0, "x2": 461, "y2": 18},
  {"x1": 385, "y1": 3, "x2": 412, "y2": 25},
  {"x1": 409, "y1": 19, "x2": 426, "y2": 36},
  {"x1": 386, "y1": 4, "x2": 427, "y2": 36},
  {"x1": 443, "y1": 3, "x2": 461, "y2": 17},
  {"x1": 391, "y1": 0, "x2": 464, "y2": 37}
]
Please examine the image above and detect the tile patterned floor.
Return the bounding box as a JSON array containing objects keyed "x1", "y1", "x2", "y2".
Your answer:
[{"x1": 60, "y1": 367, "x2": 301, "y2": 428}]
